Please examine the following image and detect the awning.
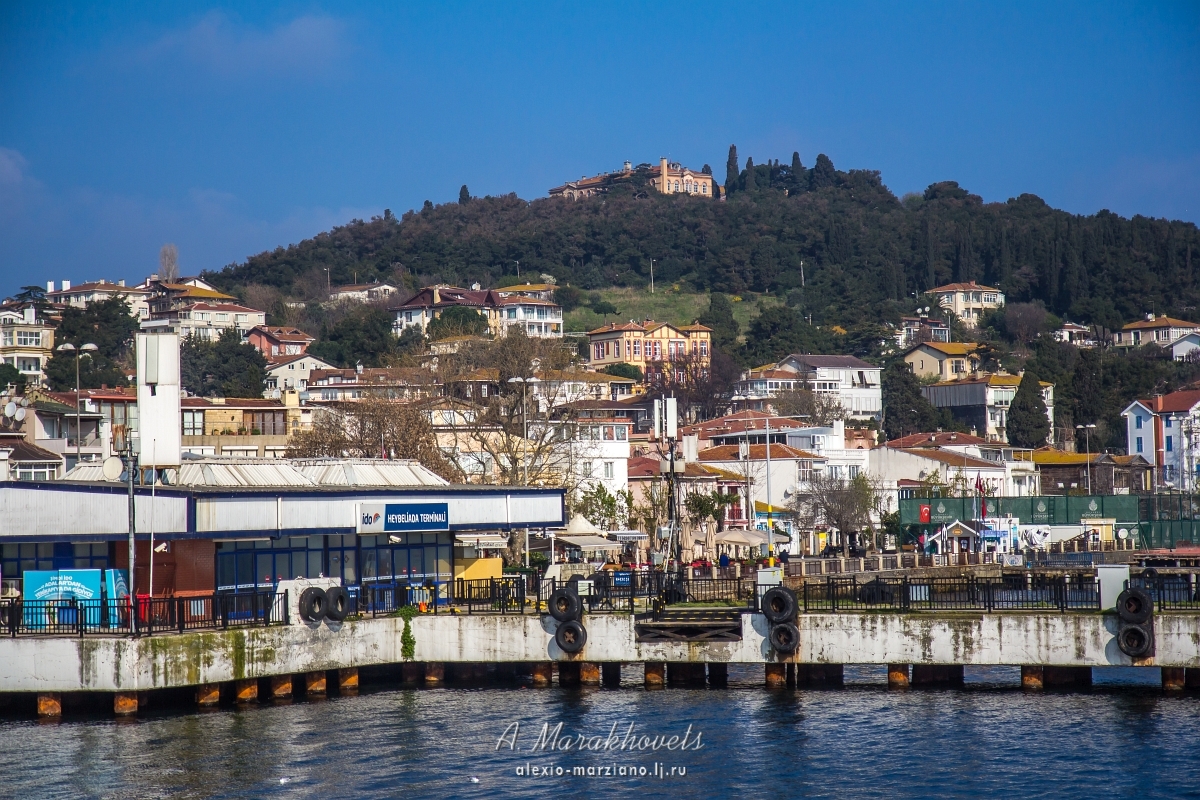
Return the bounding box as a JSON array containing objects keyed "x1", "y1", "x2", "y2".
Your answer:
[
  {"x1": 454, "y1": 533, "x2": 510, "y2": 548},
  {"x1": 558, "y1": 535, "x2": 623, "y2": 551}
]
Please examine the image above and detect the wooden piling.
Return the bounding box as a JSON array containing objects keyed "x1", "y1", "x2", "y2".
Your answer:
[
  {"x1": 37, "y1": 693, "x2": 62, "y2": 718},
  {"x1": 195, "y1": 683, "x2": 220, "y2": 707},
  {"x1": 1161, "y1": 667, "x2": 1186, "y2": 691},
  {"x1": 305, "y1": 671, "x2": 327, "y2": 696},
  {"x1": 765, "y1": 663, "x2": 787, "y2": 688},
  {"x1": 338, "y1": 668, "x2": 360, "y2": 695},
  {"x1": 113, "y1": 692, "x2": 138, "y2": 717},
  {"x1": 888, "y1": 664, "x2": 911, "y2": 688},
  {"x1": 644, "y1": 662, "x2": 666, "y2": 689},
  {"x1": 1021, "y1": 666, "x2": 1044, "y2": 690}
]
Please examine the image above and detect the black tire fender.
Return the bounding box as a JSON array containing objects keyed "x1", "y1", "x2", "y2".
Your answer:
[
  {"x1": 298, "y1": 587, "x2": 327, "y2": 622},
  {"x1": 1117, "y1": 623, "x2": 1153, "y2": 658},
  {"x1": 548, "y1": 587, "x2": 582, "y2": 622},
  {"x1": 769, "y1": 622, "x2": 801, "y2": 654},
  {"x1": 1116, "y1": 587, "x2": 1153, "y2": 625},
  {"x1": 555, "y1": 619, "x2": 587, "y2": 654},
  {"x1": 324, "y1": 586, "x2": 350, "y2": 621},
  {"x1": 762, "y1": 586, "x2": 798, "y2": 624}
]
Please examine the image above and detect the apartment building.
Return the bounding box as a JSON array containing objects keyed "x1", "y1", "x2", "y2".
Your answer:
[
  {"x1": 586, "y1": 319, "x2": 712, "y2": 375},
  {"x1": 248, "y1": 326, "x2": 314, "y2": 359},
  {"x1": 390, "y1": 286, "x2": 564, "y2": 339},
  {"x1": 46, "y1": 279, "x2": 151, "y2": 320},
  {"x1": 141, "y1": 282, "x2": 265, "y2": 341},
  {"x1": 922, "y1": 373, "x2": 1054, "y2": 443},
  {"x1": 0, "y1": 303, "x2": 55, "y2": 386},
  {"x1": 903, "y1": 342, "x2": 981, "y2": 380},
  {"x1": 1123, "y1": 389, "x2": 1200, "y2": 491},
  {"x1": 734, "y1": 354, "x2": 882, "y2": 421},
  {"x1": 930, "y1": 281, "x2": 1005, "y2": 327}
]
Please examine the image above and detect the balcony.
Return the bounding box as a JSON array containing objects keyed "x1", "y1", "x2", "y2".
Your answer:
[{"x1": 36, "y1": 436, "x2": 104, "y2": 456}]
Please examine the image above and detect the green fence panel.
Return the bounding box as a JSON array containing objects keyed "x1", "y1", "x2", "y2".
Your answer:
[{"x1": 902, "y1": 495, "x2": 1142, "y2": 526}]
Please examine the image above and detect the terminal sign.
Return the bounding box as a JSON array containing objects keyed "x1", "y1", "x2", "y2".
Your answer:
[{"x1": 384, "y1": 502, "x2": 449, "y2": 532}]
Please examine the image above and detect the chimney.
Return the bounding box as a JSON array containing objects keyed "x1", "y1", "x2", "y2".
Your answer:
[
  {"x1": 46, "y1": 281, "x2": 55, "y2": 293},
  {"x1": 660, "y1": 157, "x2": 669, "y2": 193},
  {"x1": 118, "y1": 279, "x2": 125, "y2": 287},
  {"x1": 433, "y1": 287, "x2": 441, "y2": 305},
  {"x1": 61, "y1": 279, "x2": 71, "y2": 291},
  {"x1": 23, "y1": 307, "x2": 34, "y2": 323}
]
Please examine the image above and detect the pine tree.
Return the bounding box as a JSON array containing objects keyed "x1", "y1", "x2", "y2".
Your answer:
[
  {"x1": 811, "y1": 153, "x2": 836, "y2": 189},
  {"x1": 881, "y1": 362, "x2": 942, "y2": 440},
  {"x1": 725, "y1": 145, "x2": 739, "y2": 196},
  {"x1": 1006, "y1": 370, "x2": 1050, "y2": 447},
  {"x1": 458, "y1": 185, "x2": 471, "y2": 205},
  {"x1": 744, "y1": 157, "x2": 756, "y2": 192}
]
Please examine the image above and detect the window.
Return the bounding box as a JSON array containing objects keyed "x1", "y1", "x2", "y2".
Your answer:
[
  {"x1": 633, "y1": 340, "x2": 641, "y2": 357},
  {"x1": 604, "y1": 341, "x2": 611, "y2": 357},
  {"x1": 182, "y1": 409, "x2": 204, "y2": 436},
  {"x1": 625, "y1": 340, "x2": 631, "y2": 358},
  {"x1": 405, "y1": 311, "x2": 413, "y2": 322},
  {"x1": 1135, "y1": 416, "x2": 1143, "y2": 429},
  {"x1": 1136, "y1": 437, "x2": 1144, "y2": 453},
  {"x1": 603, "y1": 426, "x2": 614, "y2": 441},
  {"x1": 1167, "y1": 436, "x2": 1173, "y2": 452},
  {"x1": 700, "y1": 341, "x2": 708, "y2": 356},
  {"x1": 1165, "y1": 418, "x2": 1172, "y2": 428},
  {"x1": 848, "y1": 465, "x2": 861, "y2": 478},
  {"x1": 16, "y1": 331, "x2": 40, "y2": 347},
  {"x1": 17, "y1": 357, "x2": 40, "y2": 372},
  {"x1": 603, "y1": 462, "x2": 614, "y2": 479},
  {"x1": 1, "y1": 331, "x2": 11, "y2": 346},
  {"x1": 653, "y1": 341, "x2": 661, "y2": 360},
  {"x1": 702, "y1": 184, "x2": 707, "y2": 193},
  {"x1": 616, "y1": 425, "x2": 627, "y2": 441},
  {"x1": 594, "y1": 343, "x2": 603, "y2": 360},
  {"x1": 581, "y1": 461, "x2": 592, "y2": 477}
]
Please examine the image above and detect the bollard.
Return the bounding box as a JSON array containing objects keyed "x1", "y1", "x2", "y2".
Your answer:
[
  {"x1": 708, "y1": 662, "x2": 728, "y2": 687},
  {"x1": 580, "y1": 663, "x2": 601, "y2": 686},
  {"x1": 1043, "y1": 666, "x2": 1091, "y2": 688},
  {"x1": 113, "y1": 692, "x2": 138, "y2": 717},
  {"x1": 888, "y1": 664, "x2": 911, "y2": 689},
  {"x1": 602, "y1": 663, "x2": 621, "y2": 687},
  {"x1": 234, "y1": 679, "x2": 258, "y2": 704},
  {"x1": 423, "y1": 663, "x2": 444, "y2": 686},
  {"x1": 37, "y1": 693, "x2": 62, "y2": 718},
  {"x1": 305, "y1": 671, "x2": 327, "y2": 696},
  {"x1": 765, "y1": 663, "x2": 787, "y2": 688},
  {"x1": 644, "y1": 662, "x2": 666, "y2": 689},
  {"x1": 268, "y1": 675, "x2": 292, "y2": 701},
  {"x1": 196, "y1": 683, "x2": 221, "y2": 707},
  {"x1": 911, "y1": 665, "x2": 964, "y2": 687},
  {"x1": 401, "y1": 663, "x2": 424, "y2": 684},
  {"x1": 1161, "y1": 667, "x2": 1186, "y2": 691},
  {"x1": 1021, "y1": 666, "x2": 1044, "y2": 690},
  {"x1": 338, "y1": 668, "x2": 360, "y2": 695},
  {"x1": 530, "y1": 662, "x2": 553, "y2": 687}
]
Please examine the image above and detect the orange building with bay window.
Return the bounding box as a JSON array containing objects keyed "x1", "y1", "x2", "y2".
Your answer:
[{"x1": 586, "y1": 319, "x2": 712, "y2": 379}]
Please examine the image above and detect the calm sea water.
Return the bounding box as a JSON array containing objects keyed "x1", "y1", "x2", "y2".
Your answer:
[{"x1": 3, "y1": 666, "x2": 1197, "y2": 800}]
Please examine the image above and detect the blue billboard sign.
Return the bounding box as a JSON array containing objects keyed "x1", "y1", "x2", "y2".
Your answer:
[{"x1": 384, "y1": 503, "x2": 450, "y2": 532}]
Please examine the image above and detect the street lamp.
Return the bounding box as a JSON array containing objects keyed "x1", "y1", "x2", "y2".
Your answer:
[
  {"x1": 1076, "y1": 423, "x2": 1097, "y2": 494},
  {"x1": 650, "y1": 259, "x2": 656, "y2": 294},
  {"x1": 56, "y1": 342, "x2": 98, "y2": 468},
  {"x1": 508, "y1": 375, "x2": 541, "y2": 569}
]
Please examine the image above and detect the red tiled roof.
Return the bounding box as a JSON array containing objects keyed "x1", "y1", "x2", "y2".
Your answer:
[
  {"x1": 886, "y1": 432, "x2": 990, "y2": 448},
  {"x1": 1139, "y1": 391, "x2": 1200, "y2": 413},
  {"x1": 698, "y1": 444, "x2": 821, "y2": 461},
  {"x1": 892, "y1": 447, "x2": 1000, "y2": 470},
  {"x1": 931, "y1": 281, "x2": 1001, "y2": 293},
  {"x1": 188, "y1": 303, "x2": 264, "y2": 313},
  {"x1": 1121, "y1": 317, "x2": 1200, "y2": 331}
]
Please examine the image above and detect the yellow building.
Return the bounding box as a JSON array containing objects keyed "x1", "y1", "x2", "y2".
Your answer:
[
  {"x1": 0, "y1": 303, "x2": 55, "y2": 387},
  {"x1": 651, "y1": 157, "x2": 716, "y2": 197},
  {"x1": 903, "y1": 342, "x2": 981, "y2": 379},
  {"x1": 587, "y1": 319, "x2": 712, "y2": 379},
  {"x1": 930, "y1": 281, "x2": 1005, "y2": 327}
]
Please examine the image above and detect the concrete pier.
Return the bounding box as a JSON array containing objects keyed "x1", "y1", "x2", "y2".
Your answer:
[
  {"x1": 196, "y1": 683, "x2": 221, "y2": 707},
  {"x1": 338, "y1": 668, "x2": 359, "y2": 695},
  {"x1": 765, "y1": 663, "x2": 786, "y2": 688},
  {"x1": 304, "y1": 671, "x2": 327, "y2": 696},
  {"x1": 113, "y1": 692, "x2": 138, "y2": 716},
  {"x1": 888, "y1": 664, "x2": 910, "y2": 688},
  {"x1": 1044, "y1": 666, "x2": 1091, "y2": 688},
  {"x1": 1161, "y1": 667, "x2": 1186, "y2": 691},
  {"x1": 268, "y1": 675, "x2": 292, "y2": 700},
  {"x1": 644, "y1": 662, "x2": 666, "y2": 689},
  {"x1": 911, "y1": 665, "x2": 964, "y2": 687},
  {"x1": 37, "y1": 693, "x2": 61, "y2": 718},
  {"x1": 530, "y1": 662, "x2": 552, "y2": 686},
  {"x1": 602, "y1": 663, "x2": 621, "y2": 687},
  {"x1": 234, "y1": 679, "x2": 257, "y2": 704}
]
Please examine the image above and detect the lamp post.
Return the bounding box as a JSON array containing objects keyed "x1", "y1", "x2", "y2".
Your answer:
[
  {"x1": 508, "y1": 375, "x2": 541, "y2": 568},
  {"x1": 1076, "y1": 423, "x2": 1097, "y2": 494},
  {"x1": 55, "y1": 342, "x2": 98, "y2": 469},
  {"x1": 650, "y1": 259, "x2": 656, "y2": 294}
]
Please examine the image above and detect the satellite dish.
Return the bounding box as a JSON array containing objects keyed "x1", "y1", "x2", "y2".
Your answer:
[
  {"x1": 102, "y1": 456, "x2": 124, "y2": 481},
  {"x1": 14, "y1": 408, "x2": 25, "y2": 422},
  {"x1": 19, "y1": 398, "x2": 29, "y2": 407},
  {"x1": 1117, "y1": 528, "x2": 1129, "y2": 540},
  {"x1": 3, "y1": 402, "x2": 14, "y2": 418}
]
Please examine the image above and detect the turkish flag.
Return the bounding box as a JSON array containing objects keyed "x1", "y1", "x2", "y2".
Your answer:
[{"x1": 919, "y1": 504, "x2": 931, "y2": 524}]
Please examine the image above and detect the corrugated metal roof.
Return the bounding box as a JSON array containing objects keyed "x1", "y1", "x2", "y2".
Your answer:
[
  {"x1": 296, "y1": 460, "x2": 447, "y2": 487},
  {"x1": 63, "y1": 457, "x2": 447, "y2": 488}
]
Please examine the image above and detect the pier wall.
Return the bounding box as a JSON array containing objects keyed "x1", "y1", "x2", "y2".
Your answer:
[{"x1": 2, "y1": 612, "x2": 1198, "y2": 693}]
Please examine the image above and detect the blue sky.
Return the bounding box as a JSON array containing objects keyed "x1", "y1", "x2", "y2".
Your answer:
[{"x1": 1, "y1": 2, "x2": 1197, "y2": 299}]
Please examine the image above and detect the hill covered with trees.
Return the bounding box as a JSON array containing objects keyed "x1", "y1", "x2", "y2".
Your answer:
[{"x1": 205, "y1": 147, "x2": 1199, "y2": 336}]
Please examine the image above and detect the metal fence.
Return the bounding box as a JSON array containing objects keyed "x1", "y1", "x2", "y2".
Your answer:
[
  {"x1": 0, "y1": 592, "x2": 289, "y2": 637},
  {"x1": 794, "y1": 576, "x2": 1101, "y2": 613},
  {"x1": 1130, "y1": 574, "x2": 1200, "y2": 610}
]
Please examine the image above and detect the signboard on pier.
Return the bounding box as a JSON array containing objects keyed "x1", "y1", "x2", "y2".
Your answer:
[{"x1": 358, "y1": 502, "x2": 450, "y2": 533}]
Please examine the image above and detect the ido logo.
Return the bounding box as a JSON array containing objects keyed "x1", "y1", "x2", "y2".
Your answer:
[{"x1": 362, "y1": 512, "x2": 381, "y2": 526}]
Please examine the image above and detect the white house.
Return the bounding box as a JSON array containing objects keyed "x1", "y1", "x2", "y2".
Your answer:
[
  {"x1": 1168, "y1": 333, "x2": 1200, "y2": 361},
  {"x1": 1113, "y1": 314, "x2": 1200, "y2": 349},
  {"x1": 264, "y1": 354, "x2": 338, "y2": 396},
  {"x1": 735, "y1": 354, "x2": 882, "y2": 421},
  {"x1": 46, "y1": 280, "x2": 152, "y2": 320},
  {"x1": 922, "y1": 373, "x2": 1054, "y2": 443},
  {"x1": 1122, "y1": 389, "x2": 1200, "y2": 492},
  {"x1": 929, "y1": 281, "x2": 1005, "y2": 328},
  {"x1": 867, "y1": 446, "x2": 1035, "y2": 517}
]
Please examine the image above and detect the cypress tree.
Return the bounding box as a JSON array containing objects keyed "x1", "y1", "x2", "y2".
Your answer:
[
  {"x1": 811, "y1": 153, "x2": 836, "y2": 189},
  {"x1": 1006, "y1": 370, "x2": 1051, "y2": 447},
  {"x1": 744, "y1": 157, "x2": 756, "y2": 191},
  {"x1": 698, "y1": 293, "x2": 740, "y2": 350},
  {"x1": 458, "y1": 185, "x2": 471, "y2": 205},
  {"x1": 725, "y1": 145, "x2": 739, "y2": 196}
]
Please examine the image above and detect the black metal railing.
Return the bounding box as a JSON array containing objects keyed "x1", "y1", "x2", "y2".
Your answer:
[
  {"x1": 1131, "y1": 575, "x2": 1200, "y2": 610},
  {"x1": 454, "y1": 577, "x2": 526, "y2": 614},
  {"x1": 0, "y1": 592, "x2": 289, "y2": 637},
  {"x1": 795, "y1": 576, "x2": 1101, "y2": 613}
]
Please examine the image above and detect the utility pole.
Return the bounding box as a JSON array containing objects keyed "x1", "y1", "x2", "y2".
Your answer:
[
  {"x1": 764, "y1": 416, "x2": 773, "y2": 562},
  {"x1": 650, "y1": 259, "x2": 655, "y2": 294}
]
